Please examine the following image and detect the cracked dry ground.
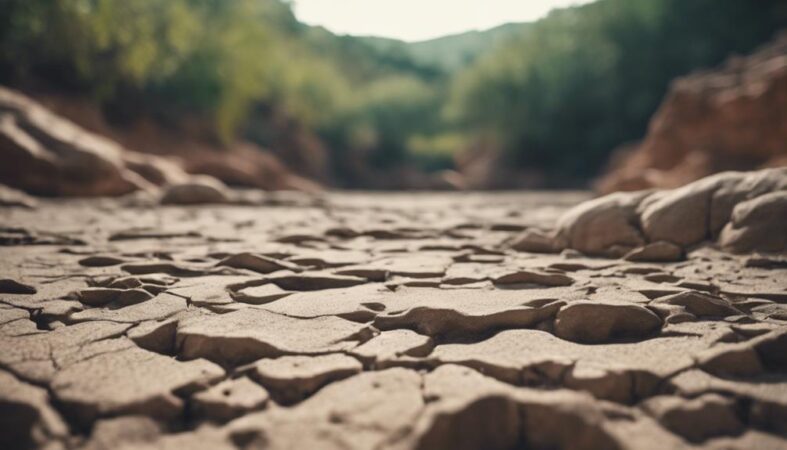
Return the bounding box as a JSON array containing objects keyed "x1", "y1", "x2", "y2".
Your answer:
[{"x1": 1, "y1": 191, "x2": 786, "y2": 450}]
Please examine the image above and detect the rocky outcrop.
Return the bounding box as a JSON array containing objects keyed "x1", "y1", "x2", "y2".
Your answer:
[
  {"x1": 0, "y1": 86, "x2": 316, "y2": 197},
  {"x1": 518, "y1": 168, "x2": 787, "y2": 256},
  {"x1": 0, "y1": 87, "x2": 171, "y2": 196},
  {"x1": 597, "y1": 32, "x2": 787, "y2": 193}
]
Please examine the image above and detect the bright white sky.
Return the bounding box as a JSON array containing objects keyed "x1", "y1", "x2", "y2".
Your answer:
[{"x1": 292, "y1": 0, "x2": 593, "y2": 42}]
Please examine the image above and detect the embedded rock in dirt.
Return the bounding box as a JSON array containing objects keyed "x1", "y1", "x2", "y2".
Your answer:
[
  {"x1": 719, "y1": 190, "x2": 787, "y2": 253},
  {"x1": 639, "y1": 172, "x2": 740, "y2": 247},
  {"x1": 160, "y1": 176, "x2": 230, "y2": 205},
  {"x1": 268, "y1": 272, "x2": 368, "y2": 291},
  {"x1": 554, "y1": 302, "x2": 662, "y2": 344},
  {"x1": 708, "y1": 167, "x2": 787, "y2": 237},
  {"x1": 556, "y1": 191, "x2": 648, "y2": 256},
  {"x1": 554, "y1": 168, "x2": 787, "y2": 255},
  {"x1": 651, "y1": 291, "x2": 741, "y2": 318},
  {"x1": 78, "y1": 255, "x2": 127, "y2": 267},
  {"x1": 624, "y1": 241, "x2": 684, "y2": 262},
  {"x1": 250, "y1": 354, "x2": 362, "y2": 403},
  {"x1": 120, "y1": 261, "x2": 209, "y2": 277},
  {"x1": 176, "y1": 309, "x2": 372, "y2": 365},
  {"x1": 492, "y1": 269, "x2": 574, "y2": 287},
  {"x1": 76, "y1": 287, "x2": 153, "y2": 307},
  {"x1": 0, "y1": 278, "x2": 37, "y2": 294},
  {"x1": 510, "y1": 228, "x2": 563, "y2": 253},
  {"x1": 217, "y1": 252, "x2": 300, "y2": 274}
]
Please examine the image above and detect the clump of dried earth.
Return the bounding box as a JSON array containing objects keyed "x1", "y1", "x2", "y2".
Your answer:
[{"x1": 1, "y1": 169, "x2": 786, "y2": 450}]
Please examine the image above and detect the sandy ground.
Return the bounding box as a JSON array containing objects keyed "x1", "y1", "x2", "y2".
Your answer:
[{"x1": 1, "y1": 191, "x2": 786, "y2": 450}]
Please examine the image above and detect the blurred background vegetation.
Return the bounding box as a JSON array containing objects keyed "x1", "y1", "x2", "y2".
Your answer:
[{"x1": 1, "y1": 0, "x2": 784, "y2": 188}]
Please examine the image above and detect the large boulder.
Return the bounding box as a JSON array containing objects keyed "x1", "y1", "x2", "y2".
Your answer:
[
  {"x1": 709, "y1": 167, "x2": 787, "y2": 237},
  {"x1": 555, "y1": 191, "x2": 649, "y2": 256},
  {"x1": 527, "y1": 168, "x2": 787, "y2": 256},
  {"x1": 720, "y1": 190, "x2": 787, "y2": 253},
  {"x1": 638, "y1": 172, "x2": 744, "y2": 246}
]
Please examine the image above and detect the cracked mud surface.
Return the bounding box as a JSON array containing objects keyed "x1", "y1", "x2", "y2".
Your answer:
[{"x1": 1, "y1": 190, "x2": 786, "y2": 450}]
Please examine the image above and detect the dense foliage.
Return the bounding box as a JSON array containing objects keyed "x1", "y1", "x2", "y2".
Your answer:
[
  {"x1": 448, "y1": 0, "x2": 787, "y2": 181},
  {"x1": 0, "y1": 0, "x2": 351, "y2": 141},
  {"x1": 0, "y1": 0, "x2": 784, "y2": 186}
]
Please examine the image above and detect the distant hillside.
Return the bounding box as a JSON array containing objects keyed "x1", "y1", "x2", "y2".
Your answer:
[
  {"x1": 408, "y1": 23, "x2": 529, "y2": 71},
  {"x1": 359, "y1": 23, "x2": 529, "y2": 72}
]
